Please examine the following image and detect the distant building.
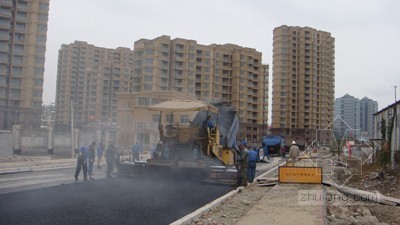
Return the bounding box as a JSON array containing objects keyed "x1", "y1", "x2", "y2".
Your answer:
[
  {"x1": 271, "y1": 25, "x2": 335, "y2": 145},
  {"x1": 0, "y1": 0, "x2": 50, "y2": 130},
  {"x1": 132, "y1": 35, "x2": 269, "y2": 143},
  {"x1": 334, "y1": 94, "x2": 361, "y2": 136},
  {"x1": 55, "y1": 36, "x2": 269, "y2": 144},
  {"x1": 360, "y1": 97, "x2": 378, "y2": 138},
  {"x1": 334, "y1": 94, "x2": 378, "y2": 139},
  {"x1": 54, "y1": 41, "x2": 134, "y2": 131}
]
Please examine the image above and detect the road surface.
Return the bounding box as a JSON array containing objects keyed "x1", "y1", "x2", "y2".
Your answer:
[{"x1": 0, "y1": 167, "x2": 233, "y2": 225}]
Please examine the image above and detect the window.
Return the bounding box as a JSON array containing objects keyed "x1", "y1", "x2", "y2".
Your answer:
[
  {"x1": 144, "y1": 67, "x2": 152, "y2": 73},
  {"x1": 166, "y1": 114, "x2": 174, "y2": 123},
  {"x1": 12, "y1": 67, "x2": 22, "y2": 76},
  {"x1": 35, "y1": 57, "x2": 45, "y2": 65},
  {"x1": 15, "y1": 34, "x2": 25, "y2": 42},
  {"x1": 180, "y1": 115, "x2": 189, "y2": 124},
  {"x1": 16, "y1": 12, "x2": 26, "y2": 20},
  {"x1": 38, "y1": 14, "x2": 48, "y2": 22},
  {"x1": 144, "y1": 58, "x2": 153, "y2": 65},
  {"x1": 152, "y1": 114, "x2": 160, "y2": 123},
  {"x1": 11, "y1": 78, "x2": 21, "y2": 87},
  {"x1": 13, "y1": 44, "x2": 24, "y2": 54},
  {"x1": 13, "y1": 56, "x2": 23, "y2": 64},
  {"x1": 144, "y1": 85, "x2": 152, "y2": 90},
  {"x1": 39, "y1": 3, "x2": 49, "y2": 11},
  {"x1": 11, "y1": 89, "x2": 20, "y2": 97},
  {"x1": 145, "y1": 49, "x2": 153, "y2": 55},
  {"x1": 33, "y1": 90, "x2": 42, "y2": 97},
  {"x1": 137, "y1": 97, "x2": 151, "y2": 106},
  {"x1": 136, "y1": 133, "x2": 150, "y2": 145},
  {"x1": 32, "y1": 101, "x2": 42, "y2": 107},
  {"x1": 36, "y1": 46, "x2": 46, "y2": 54},
  {"x1": 15, "y1": 23, "x2": 26, "y2": 31},
  {"x1": 36, "y1": 35, "x2": 46, "y2": 44},
  {"x1": 34, "y1": 79, "x2": 43, "y2": 86},
  {"x1": 37, "y1": 24, "x2": 47, "y2": 32},
  {"x1": 35, "y1": 67, "x2": 44, "y2": 75}
]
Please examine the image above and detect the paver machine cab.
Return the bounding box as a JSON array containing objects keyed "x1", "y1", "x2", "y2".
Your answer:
[{"x1": 117, "y1": 100, "x2": 240, "y2": 185}]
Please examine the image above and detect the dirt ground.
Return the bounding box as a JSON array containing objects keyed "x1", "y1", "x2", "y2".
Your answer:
[
  {"x1": 191, "y1": 182, "x2": 273, "y2": 225},
  {"x1": 337, "y1": 164, "x2": 400, "y2": 225},
  {"x1": 191, "y1": 156, "x2": 400, "y2": 225}
]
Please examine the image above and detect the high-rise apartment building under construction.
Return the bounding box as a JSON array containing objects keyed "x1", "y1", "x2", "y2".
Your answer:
[
  {"x1": 271, "y1": 25, "x2": 335, "y2": 145},
  {"x1": 55, "y1": 36, "x2": 269, "y2": 144},
  {"x1": 0, "y1": 0, "x2": 49, "y2": 130}
]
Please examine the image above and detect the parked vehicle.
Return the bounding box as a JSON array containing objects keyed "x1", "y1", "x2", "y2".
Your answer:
[{"x1": 262, "y1": 135, "x2": 285, "y2": 156}]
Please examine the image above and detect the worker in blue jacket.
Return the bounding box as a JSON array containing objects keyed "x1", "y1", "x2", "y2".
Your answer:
[
  {"x1": 247, "y1": 147, "x2": 258, "y2": 183},
  {"x1": 74, "y1": 146, "x2": 89, "y2": 181}
]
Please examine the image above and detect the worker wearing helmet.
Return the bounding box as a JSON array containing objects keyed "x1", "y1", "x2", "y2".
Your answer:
[{"x1": 288, "y1": 141, "x2": 300, "y2": 161}]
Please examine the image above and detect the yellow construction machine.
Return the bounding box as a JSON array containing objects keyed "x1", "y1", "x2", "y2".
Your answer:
[{"x1": 117, "y1": 100, "x2": 240, "y2": 185}]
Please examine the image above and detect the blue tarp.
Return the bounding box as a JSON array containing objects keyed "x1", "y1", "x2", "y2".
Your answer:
[{"x1": 263, "y1": 136, "x2": 282, "y2": 146}]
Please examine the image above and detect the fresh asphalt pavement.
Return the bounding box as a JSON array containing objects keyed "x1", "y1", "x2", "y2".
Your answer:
[{"x1": 0, "y1": 168, "x2": 233, "y2": 225}]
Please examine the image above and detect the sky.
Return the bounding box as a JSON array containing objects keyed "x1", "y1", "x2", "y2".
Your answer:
[{"x1": 44, "y1": 0, "x2": 400, "y2": 111}]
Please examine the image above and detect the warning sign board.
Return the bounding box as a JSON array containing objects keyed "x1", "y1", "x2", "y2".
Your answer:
[{"x1": 279, "y1": 167, "x2": 323, "y2": 184}]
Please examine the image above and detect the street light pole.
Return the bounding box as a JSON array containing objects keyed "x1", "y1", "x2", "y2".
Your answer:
[{"x1": 71, "y1": 100, "x2": 75, "y2": 158}]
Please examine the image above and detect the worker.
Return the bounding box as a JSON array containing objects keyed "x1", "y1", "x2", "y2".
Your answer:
[
  {"x1": 281, "y1": 144, "x2": 286, "y2": 158},
  {"x1": 88, "y1": 141, "x2": 96, "y2": 180},
  {"x1": 105, "y1": 143, "x2": 118, "y2": 178},
  {"x1": 131, "y1": 142, "x2": 142, "y2": 161},
  {"x1": 247, "y1": 147, "x2": 258, "y2": 183},
  {"x1": 74, "y1": 145, "x2": 89, "y2": 181},
  {"x1": 288, "y1": 141, "x2": 300, "y2": 161},
  {"x1": 237, "y1": 144, "x2": 249, "y2": 186}
]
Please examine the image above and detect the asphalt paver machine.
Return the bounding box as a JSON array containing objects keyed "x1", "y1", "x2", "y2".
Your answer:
[{"x1": 117, "y1": 100, "x2": 240, "y2": 185}]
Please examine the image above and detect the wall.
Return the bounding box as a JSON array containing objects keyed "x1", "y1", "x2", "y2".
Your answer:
[{"x1": 0, "y1": 131, "x2": 12, "y2": 158}]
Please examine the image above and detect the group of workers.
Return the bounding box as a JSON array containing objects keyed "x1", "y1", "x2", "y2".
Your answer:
[
  {"x1": 74, "y1": 141, "x2": 119, "y2": 181},
  {"x1": 236, "y1": 140, "x2": 300, "y2": 186}
]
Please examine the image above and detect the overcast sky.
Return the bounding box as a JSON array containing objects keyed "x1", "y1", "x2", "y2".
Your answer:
[{"x1": 44, "y1": 0, "x2": 400, "y2": 111}]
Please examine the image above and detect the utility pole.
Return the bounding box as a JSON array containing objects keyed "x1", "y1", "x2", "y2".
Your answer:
[
  {"x1": 395, "y1": 85, "x2": 397, "y2": 102},
  {"x1": 71, "y1": 100, "x2": 75, "y2": 158}
]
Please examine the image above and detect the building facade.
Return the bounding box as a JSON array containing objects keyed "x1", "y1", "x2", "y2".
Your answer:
[
  {"x1": 373, "y1": 100, "x2": 399, "y2": 169},
  {"x1": 334, "y1": 94, "x2": 361, "y2": 137},
  {"x1": 271, "y1": 25, "x2": 335, "y2": 145},
  {"x1": 116, "y1": 91, "x2": 200, "y2": 150},
  {"x1": 132, "y1": 35, "x2": 269, "y2": 143},
  {"x1": 0, "y1": 0, "x2": 50, "y2": 130},
  {"x1": 360, "y1": 97, "x2": 378, "y2": 138},
  {"x1": 55, "y1": 36, "x2": 269, "y2": 144},
  {"x1": 334, "y1": 94, "x2": 378, "y2": 139},
  {"x1": 55, "y1": 41, "x2": 134, "y2": 131}
]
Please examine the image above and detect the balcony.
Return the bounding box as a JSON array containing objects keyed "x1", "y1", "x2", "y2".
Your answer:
[
  {"x1": 0, "y1": 0, "x2": 12, "y2": 6},
  {"x1": 0, "y1": 9, "x2": 11, "y2": 17},
  {"x1": 0, "y1": 21, "x2": 10, "y2": 29}
]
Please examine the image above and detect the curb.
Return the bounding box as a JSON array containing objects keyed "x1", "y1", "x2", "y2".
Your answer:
[
  {"x1": 170, "y1": 187, "x2": 244, "y2": 225},
  {"x1": 0, "y1": 164, "x2": 76, "y2": 175}
]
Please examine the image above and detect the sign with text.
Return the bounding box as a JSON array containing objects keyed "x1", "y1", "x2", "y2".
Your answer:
[{"x1": 279, "y1": 166, "x2": 323, "y2": 184}]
